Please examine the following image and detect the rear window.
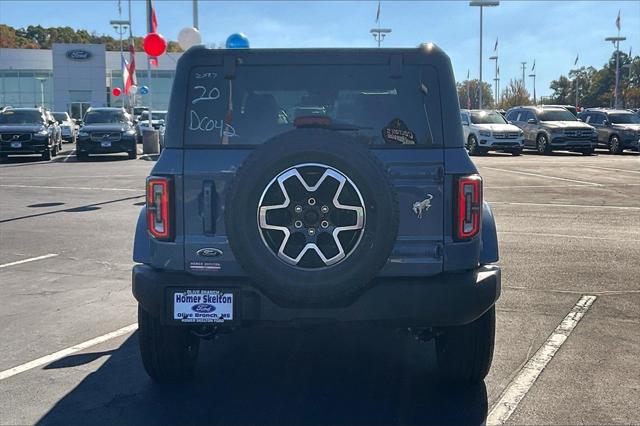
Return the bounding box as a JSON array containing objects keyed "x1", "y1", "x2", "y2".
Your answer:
[{"x1": 184, "y1": 64, "x2": 436, "y2": 146}]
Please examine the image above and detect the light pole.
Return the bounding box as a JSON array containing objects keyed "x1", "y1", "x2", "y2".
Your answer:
[
  {"x1": 370, "y1": 28, "x2": 392, "y2": 48},
  {"x1": 469, "y1": 0, "x2": 499, "y2": 109},
  {"x1": 529, "y1": 73, "x2": 536, "y2": 104},
  {"x1": 520, "y1": 62, "x2": 527, "y2": 89},
  {"x1": 489, "y1": 55, "x2": 498, "y2": 107},
  {"x1": 35, "y1": 77, "x2": 47, "y2": 108},
  {"x1": 605, "y1": 35, "x2": 626, "y2": 109},
  {"x1": 110, "y1": 19, "x2": 130, "y2": 108},
  {"x1": 193, "y1": 0, "x2": 199, "y2": 29}
]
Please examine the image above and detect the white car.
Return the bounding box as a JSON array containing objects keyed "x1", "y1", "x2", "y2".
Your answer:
[
  {"x1": 53, "y1": 111, "x2": 77, "y2": 143},
  {"x1": 460, "y1": 109, "x2": 524, "y2": 156}
]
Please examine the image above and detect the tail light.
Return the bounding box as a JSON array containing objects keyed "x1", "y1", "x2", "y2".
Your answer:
[
  {"x1": 146, "y1": 176, "x2": 173, "y2": 240},
  {"x1": 455, "y1": 175, "x2": 482, "y2": 240}
]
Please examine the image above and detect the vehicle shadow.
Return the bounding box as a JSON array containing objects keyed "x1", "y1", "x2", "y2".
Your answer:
[{"x1": 37, "y1": 327, "x2": 488, "y2": 425}]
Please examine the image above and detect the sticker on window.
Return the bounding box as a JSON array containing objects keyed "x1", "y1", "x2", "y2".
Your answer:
[{"x1": 382, "y1": 118, "x2": 416, "y2": 145}]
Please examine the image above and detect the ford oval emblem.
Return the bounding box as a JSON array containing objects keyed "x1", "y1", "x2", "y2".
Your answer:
[
  {"x1": 197, "y1": 248, "x2": 223, "y2": 258},
  {"x1": 191, "y1": 303, "x2": 216, "y2": 313},
  {"x1": 66, "y1": 49, "x2": 92, "y2": 61}
]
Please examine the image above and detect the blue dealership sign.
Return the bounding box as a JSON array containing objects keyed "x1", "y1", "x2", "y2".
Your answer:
[{"x1": 66, "y1": 49, "x2": 93, "y2": 61}]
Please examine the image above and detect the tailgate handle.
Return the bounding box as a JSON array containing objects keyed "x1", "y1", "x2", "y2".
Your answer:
[{"x1": 202, "y1": 181, "x2": 216, "y2": 234}]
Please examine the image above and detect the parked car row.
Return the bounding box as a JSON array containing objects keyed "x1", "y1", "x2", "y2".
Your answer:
[
  {"x1": 462, "y1": 105, "x2": 639, "y2": 156},
  {"x1": 0, "y1": 106, "x2": 165, "y2": 162}
]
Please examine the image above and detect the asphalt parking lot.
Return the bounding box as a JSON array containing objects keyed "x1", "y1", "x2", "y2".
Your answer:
[{"x1": 0, "y1": 147, "x2": 638, "y2": 425}]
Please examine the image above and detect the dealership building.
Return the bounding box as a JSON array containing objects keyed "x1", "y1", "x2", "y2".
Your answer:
[{"x1": 0, "y1": 43, "x2": 181, "y2": 117}]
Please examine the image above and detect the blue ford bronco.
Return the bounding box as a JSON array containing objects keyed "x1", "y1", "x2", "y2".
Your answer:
[{"x1": 132, "y1": 44, "x2": 501, "y2": 383}]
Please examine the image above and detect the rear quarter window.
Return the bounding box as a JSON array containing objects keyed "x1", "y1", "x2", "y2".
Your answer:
[{"x1": 183, "y1": 64, "x2": 441, "y2": 147}]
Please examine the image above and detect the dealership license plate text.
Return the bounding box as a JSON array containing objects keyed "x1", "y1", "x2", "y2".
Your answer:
[{"x1": 173, "y1": 290, "x2": 233, "y2": 323}]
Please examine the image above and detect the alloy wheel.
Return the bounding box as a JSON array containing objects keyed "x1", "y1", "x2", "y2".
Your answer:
[{"x1": 257, "y1": 163, "x2": 365, "y2": 269}]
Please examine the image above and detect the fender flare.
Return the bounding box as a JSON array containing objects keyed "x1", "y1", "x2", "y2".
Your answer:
[
  {"x1": 133, "y1": 206, "x2": 151, "y2": 264},
  {"x1": 480, "y1": 201, "x2": 499, "y2": 265}
]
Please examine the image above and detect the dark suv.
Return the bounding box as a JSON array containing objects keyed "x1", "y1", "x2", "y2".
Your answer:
[
  {"x1": 506, "y1": 105, "x2": 597, "y2": 155},
  {"x1": 0, "y1": 107, "x2": 59, "y2": 161},
  {"x1": 76, "y1": 107, "x2": 138, "y2": 161},
  {"x1": 578, "y1": 108, "x2": 640, "y2": 154},
  {"x1": 132, "y1": 46, "x2": 501, "y2": 384}
]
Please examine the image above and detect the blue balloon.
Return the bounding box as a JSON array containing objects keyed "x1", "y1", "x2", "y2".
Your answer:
[
  {"x1": 139, "y1": 85, "x2": 149, "y2": 95},
  {"x1": 226, "y1": 33, "x2": 250, "y2": 49}
]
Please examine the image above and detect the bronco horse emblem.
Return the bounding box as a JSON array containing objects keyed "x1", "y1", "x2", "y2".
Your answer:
[{"x1": 412, "y1": 194, "x2": 433, "y2": 219}]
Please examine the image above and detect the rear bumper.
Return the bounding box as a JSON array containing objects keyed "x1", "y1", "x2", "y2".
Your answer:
[{"x1": 132, "y1": 264, "x2": 501, "y2": 328}]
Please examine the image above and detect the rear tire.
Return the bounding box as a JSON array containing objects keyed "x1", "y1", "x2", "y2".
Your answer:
[
  {"x1": 467, "y1": 135, "x2": 484, "y2": 156},
  {"x1": 138, "y1": 305, "x2": 200, "y2": 383},
  {"x1": 609, "y1": 136, "x2": 623, "y2": 154},
  {"x1": 511, "y1": 147, "x2": 522, "y2": 156},
  {"x1": 536, "y1": 134, "x2": 551, "y2": 155},
  {"x1": 42, "y1": 145, "x2": 52, "y2": 161},
  {"x1": 581, "y1": 148, "x2": 595, "y2": 156},
  {"x1": 435, "y1": 307, "x2": 495, "y2": 383},
  {"x1": 128, "y1": 143, "x2": 138, "y2": 159}
]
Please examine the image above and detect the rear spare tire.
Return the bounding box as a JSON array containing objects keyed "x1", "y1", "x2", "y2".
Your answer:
[{"x1": 225, "y1": 129, "x2": 399, "y2": 305}]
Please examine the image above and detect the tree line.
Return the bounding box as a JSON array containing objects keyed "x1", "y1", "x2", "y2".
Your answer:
[
  {"x1": 457, "y1": 51, "x2": 640, "y2": 110},
  {"x1": 0, "y1": 24, "x2": 182, "y2": 52}
]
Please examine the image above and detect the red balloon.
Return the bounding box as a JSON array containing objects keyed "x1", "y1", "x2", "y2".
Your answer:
[
  {"x1": 112, "y1": 87, "x2": 122, "y2": 97},
  {"x1": 143, "y1": 32, "x2": 167, "y2": 57}
]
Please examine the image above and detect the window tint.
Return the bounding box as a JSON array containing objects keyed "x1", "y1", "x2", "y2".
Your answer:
[
  {"x1": 0, "y1": 109, "x2": 44, "y2": 124},
  {"x1": 185, "y1": 64, "x2": 437, "y2": 146},
  {"x1": 538, "y1": 109, "x2": 577, "y2": 121},
  {"x1": 470, "y1": 111, "x2": 507, "y2": 124},
  {"x1": 53, "y1": 112, "x2": 69, "y2": 122},
  {"x1": 591, "y1": 113, "x2": 604, "y2": 125},
  {"x1": 505, "y1": 110, "x2": 518, "y2": 121},
  {"x1": 609, "y1": 113, "x2": 640, "y2": 124},
  {"x1": 84, "y1": 110, "x2": 128, "y2": 124}
]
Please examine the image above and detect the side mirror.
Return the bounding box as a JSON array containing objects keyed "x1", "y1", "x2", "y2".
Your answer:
[
  {"x1": 577, "y1": 118, "x2": 583, "y2": 122},
  {"x1": 75, "y1": 119, "x2": 83, "y2": 126},
  {"x1": 603, "y1": 120, "x2": 610, "y2": 127},
  {"x1": 462, "y1": 121, "x2": 469, "y2": 126},
  {"x1": 507, "y1": 120, "x2": 513, "y2": 124},
  {"x1": 527, "y1": 118, "x2": 537, "y2": 124}
]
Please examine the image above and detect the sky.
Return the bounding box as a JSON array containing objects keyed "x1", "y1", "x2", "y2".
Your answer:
[{"x1": 1, "y1": 0, "x2": 639, "y2": 97}]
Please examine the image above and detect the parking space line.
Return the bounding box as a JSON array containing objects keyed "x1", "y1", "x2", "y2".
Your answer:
[
  {"x1": 486, "y1": 183, "x2": 640, "y2": 189},
  {"x1": 0, "y1": 254, "x2": 59, "y2": 269},
  {"x1": 62, "y1": 150, "x2": 76, "y2": 162},
  {"x1": 584, "y1": 165, "x2": 640, "y2": 175},
  {"x1": 498, "y1": 231, "x2": 640, "y2": 242},
  {"x1": 483, "y1": 167, "x2": 603, "y2": 186},
  {"x1": 486, "y1": 295, "x2": 597, "y2": 425},
  {"x1": 488, "y1": 201, "x2": 640, "y2": 210},
  {"x1": 0, "y1": 323, "x2": 138, "y2": 382},
  {"x1": 0, "y1": 184, "x2": 141, "y2": 192}
]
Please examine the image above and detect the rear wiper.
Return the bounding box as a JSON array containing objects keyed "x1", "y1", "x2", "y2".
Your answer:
[{"x1": 293, "y1": 116, "x2": 372, "y2": 131}]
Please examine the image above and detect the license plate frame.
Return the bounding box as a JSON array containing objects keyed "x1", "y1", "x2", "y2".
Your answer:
[
  {"x1": 171, "y1": 289, "x2": 235, "y2": 324},
  {"x1": 10, "y1": 141, "x2": 22, "y2": 148}
]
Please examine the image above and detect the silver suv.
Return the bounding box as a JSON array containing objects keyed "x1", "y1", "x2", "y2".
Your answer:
[{"x1": 506, "y1": 106, "x2": 597, "y2": 155}]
